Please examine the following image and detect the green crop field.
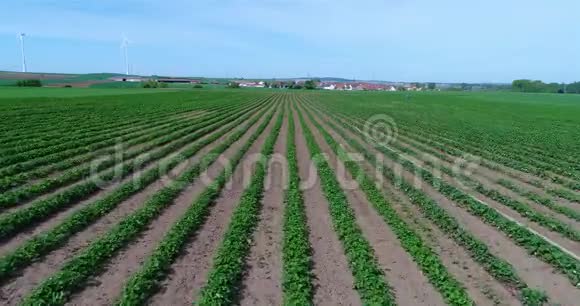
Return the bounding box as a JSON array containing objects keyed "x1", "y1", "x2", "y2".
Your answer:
[{"x1": 0, "y1": 88, "x2": 578, "y2": 305}]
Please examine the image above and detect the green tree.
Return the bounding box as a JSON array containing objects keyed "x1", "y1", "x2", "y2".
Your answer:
[{"x1": 304, "y1": 80, "x2": 317, "y2": 90}]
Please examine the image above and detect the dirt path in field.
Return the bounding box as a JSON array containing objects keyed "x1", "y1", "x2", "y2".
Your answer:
[
  {"x1": 306, "y1": 103, "x2": 580, "y2": 305},
  {"x1": 290, "y1": 105, "x2": 361, "y2": 306},
  {"x1": 392, "y1": 134, "x2": 580, "y2": 209},
  {"x1": 0, "y1": 111, "x2": 221, "y2": 216},
  {"x1": 309, "y1": 107, "x2": 520, "y2": 306},
  {"x1": 393, "y1": 132, "x2": 580, "y2": 206},
  {"x1": 149, "y1": 107, "x2": 280, "y2": 306},
  {"x1": 0, "y1": 108, "x2": 269, "y2": 306},
  {"x1": 300, "y1": 106, "x2": 447, "y2": 306},
  {"x1": 392, "y1": 122, "x2": 580, "y2": 193},
  {"x1": 384, "y1": 140, "x2": 580, "y2": 255},
  {"x1": 393, "y1": 126, "x2": 580, "y2": 202},
  {"x1": 238, "y1": 113, "x2": 287, "y2": 306},
  {"x1": 66, "y1": 107, "x2": 278, "y2": 306},
  {"x1": 0, "y1": 109, "x2": 257, "y2": 255}
]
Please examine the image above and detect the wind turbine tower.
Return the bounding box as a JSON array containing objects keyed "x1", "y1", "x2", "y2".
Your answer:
[
  {"x1": 19, "y1": 33, "x2": 27, "y2": 73},
  {"x1": 121, "y1": 36, "x2": 130, "y2": 75}
]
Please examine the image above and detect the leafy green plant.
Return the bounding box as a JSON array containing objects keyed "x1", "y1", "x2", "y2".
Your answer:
[{"x1": 196, "y1": 107, "x2": 285, "y2": 305}]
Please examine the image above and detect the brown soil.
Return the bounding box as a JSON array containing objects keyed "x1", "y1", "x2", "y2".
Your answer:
[
  {"x1": 0, "y1": 111, "x2": 210, "y2": 214},
  {"x1": 0, "y1": 111, "x2": 244, "y2": 256},
  {"x1": 300, "y1": 105, "x2": 447, "y2": 306},
  {"x1": 311, "y1": 107, "x2": 520, "y2": 306},
  {"x1": 0, "y1": 109, "x2": 267, "y2": 305},
  {"x1": 149, "y1": 106, "x2": 280, "y2": 305},
  {"x1": 238, "y1": 113, "x2": 288, "y2": 305},
  {"x1": 317, "y1": 107, "x2": 580, "y2": 306},
  {"x1": 393, "y1": 126, "x2": 580, "y2": 202},
  {"x1": 291, "y1": 105, "x2": 361, "y2": 306},
  {"x1": 394, "y1": 132, "x2": 580, "y2": 210},
  {"x1": 65, "y1": 107, "x2": 275, "y2": 305},
  {"x1": 382, "y1": 136, "x2": 580, "y2": 253}
]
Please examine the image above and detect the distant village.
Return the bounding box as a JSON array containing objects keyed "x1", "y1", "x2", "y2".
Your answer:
[
  {"x1": 109, "y1": 76, "x2": 500, "y2": 92},
  {"x1": 230, "y1": 80, "x2": 437, "y2": 91}
]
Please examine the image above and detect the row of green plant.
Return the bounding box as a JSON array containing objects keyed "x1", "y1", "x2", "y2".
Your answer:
[
  {"x1": 0, "y1": 98, "x2": 272, "y2": 241},
  {"x1": 281, "y1": 103, "x2": 314, "y2": 305},
  {"x1": 0, "y1": 110, "x2": 217, "y2": 197},
  {"x1": 0, "y1": 91, "x2": 257, "y2": 145},
  {"x1": 0, "y1": 108, "x2": 198, "y2": 156},
  {"x1": 395, "y1": 123, "x2": 580, "y2": 201},
  {"x1": 0, "y1": 107, "x2": 181, "y2": 148},
  {"x1": 295, "y1": 105, "x2": 395, "y2": 305},
  {"x1": 0, "y1": 110, "x2": 215, "y2": 192},
  {"x1": 323, "y1": 106, "x2": 580, "y2": 205},
  {"x1": 313, "y1": 95, "x2": 580, "y2": 192},
  {"x1": 396, "y1": 123, "x2": 580, "y2": 181},
  {"x1": 19, "y1": 100, "x2": 280, "y2": 306},
  {"x1": 0, "y1": 100, "x2": 263, "y2": 207},
  {"x1": 306, "y1": 101, "x2": 550, "y2": 305},
  {"x1": 396, "y1": 124, "x2": 580, "y2": 190},
  {"x1": 497, "y1": 179, "x2": 580, "y2": 221},
  {"x1": 334, "y1": 109, "x2": 580, "y2": 287},
  {"x1": 115, "y1": 99, "x2": 282, "y2": 306},
  {"x1": 339, "y1": 115, "x2": 580, "y2": 242},
  {"x1": 0, "y1": 92, "x2": 253, "y2": 159},
  {"x1": 191, "y1": 106, "x2": 285, "y2": 305},
  {"x1": 0, "y1": 101, "x2": 245, "y2": 171},
  {"x1": 0, "y1": 100, "x2": 275, "y2": 286},
  {"x1": 298, "y1": 101, "x2": 476, "y2": 305}
]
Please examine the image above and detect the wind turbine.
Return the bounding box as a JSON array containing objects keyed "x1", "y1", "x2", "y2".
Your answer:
[
  {"x1": 121, "y1": 35, "x2": 131, "y2": 75},
  {"x1": 19, "y1": 33, "x2": 27, "y2": 73}
]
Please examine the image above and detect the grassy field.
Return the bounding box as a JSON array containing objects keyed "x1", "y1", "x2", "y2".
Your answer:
[
  {"x1": 0, "y1": 89, "x2": 578, "y2": 305},
  {"x1": 0, "y1": 87, "x2": 186, "y2": 98}
]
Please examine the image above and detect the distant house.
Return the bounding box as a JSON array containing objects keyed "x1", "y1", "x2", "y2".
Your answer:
[
  {"x1": 322, "y1": 83, "x2": 336, "y2": 90},
  {"x1": 110, "y1": 76, "x2": 147, "y2": 82},
  {"x1": 238, "y1": 81, "x2": 265, "y2": 88}
]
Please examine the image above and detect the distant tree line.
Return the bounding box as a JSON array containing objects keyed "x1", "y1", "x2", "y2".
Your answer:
[
  {"x1": 512, "y1": 79, "x2": 580, "y2": 94},
  {"x1": 16, "y1": 79, "x2": 42, "y2": 87},
  {"x1": 141, "y1": 80, "x2": 168, "y2": 88}
]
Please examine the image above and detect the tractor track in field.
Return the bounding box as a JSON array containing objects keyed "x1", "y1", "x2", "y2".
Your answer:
[
  {"x1": 148, "y1": 105, "x2": 280, "y2": 306},
  {"x1": 300, "y1": 105, "x2": 447, "y2": 306},
  {"x1": 390, "y1": 135, "x2": 580, "y2": 214},
  {"x1": 393, "y1": 132, "x2": 580, "y2": 208},
  {"x1": 384, "y1": 135, "x2": 580, "y2": 254},
  {"x1": 322, "y1": 109, "x2": 580, "y2": 255},
  {"x1": 238, "y1": 108, "x2": 288, "y2": 306},
  {"x1": 291, "y1": 105, "x2": 361, "y2": 306},
  {"x1": 307, "y1": 102, "x2": 580, "y2": 306},
  {"x1": 67, "y1": 105, "x2": 276, "y2": 306},
  {"x1": 309, "y1": 105, "x2": 521, "y2": 306},
  {"x1": 320, "y1": 105, "x2": 580, "y2": 204},
  {"x1": 0, "y1": 107, "x2": 269, "y2": 306}
]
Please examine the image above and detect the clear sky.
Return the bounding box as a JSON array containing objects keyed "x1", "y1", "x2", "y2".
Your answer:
[{"x1": 0, "y1": 0, "x2": 578, "y2": 83}]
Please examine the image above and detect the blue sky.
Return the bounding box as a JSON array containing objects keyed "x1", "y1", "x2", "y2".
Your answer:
[{"x1": 0, "y1": 0, "x2": 578, "y2": 83}]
